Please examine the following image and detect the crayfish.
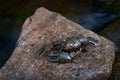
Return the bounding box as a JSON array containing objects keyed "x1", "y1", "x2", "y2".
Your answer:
[{"x1": 36, "y1": 36, "x2": 99, "y2": 63}]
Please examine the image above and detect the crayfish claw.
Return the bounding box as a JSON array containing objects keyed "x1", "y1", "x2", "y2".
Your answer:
[
  {"x1": 86, "y1": 37, "x2": 99, "y2": 46},
  {"x1": 47, "y1": 52, "x2": 60, "y2": 57},
  {"x1": 47, "y1": 52, "x2": 72, "y2": 63},
  {"x1": 35, "y1": 44, "x2": 53, "y2": 58}
]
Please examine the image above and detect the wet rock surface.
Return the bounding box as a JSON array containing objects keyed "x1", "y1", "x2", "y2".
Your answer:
[{"x1": 0, "y1": 7, "x2": 115, "y2": 80}]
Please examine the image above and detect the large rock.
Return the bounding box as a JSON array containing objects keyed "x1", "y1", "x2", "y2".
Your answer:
[{"x1": 0, "y1": 7, "x2": 115, "y2": 80}]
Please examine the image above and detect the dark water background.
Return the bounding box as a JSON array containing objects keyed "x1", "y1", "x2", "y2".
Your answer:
[{"x1": 0, "y1": 0, "x2": 120, "y2": 79}]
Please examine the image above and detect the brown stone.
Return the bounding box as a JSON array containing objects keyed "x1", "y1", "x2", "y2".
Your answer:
[{"x1": 0, "y1": 7, "x2": 115, "y2": 80}]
